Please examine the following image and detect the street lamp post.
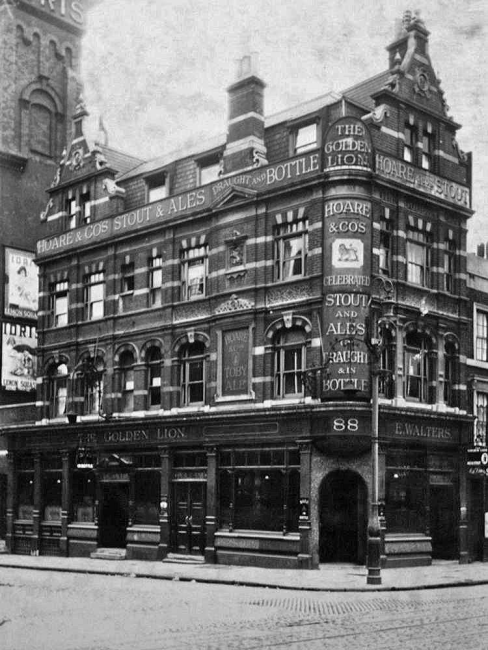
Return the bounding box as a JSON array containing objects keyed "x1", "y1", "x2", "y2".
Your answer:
[{"x1": 365, "y1": 277, "x2": 394, "y2": 586}]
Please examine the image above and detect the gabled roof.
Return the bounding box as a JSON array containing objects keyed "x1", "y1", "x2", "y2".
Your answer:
[
  {"x1": 341, "y1": 70, "x2": 391, "y2": 110},
  {"x1": 100, "y1": 145, "x2": 144, "y2": 176}
]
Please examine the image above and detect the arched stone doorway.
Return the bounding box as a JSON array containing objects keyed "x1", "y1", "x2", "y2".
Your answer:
[{"x1": 319, "y1": 470, "x2": 367, "y2": 564}]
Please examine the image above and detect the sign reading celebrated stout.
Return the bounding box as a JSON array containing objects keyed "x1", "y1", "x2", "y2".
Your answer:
[
  {"x1": 221, "y1": 328, "x2": 250, "y2": 396},
  {"x1": 324, "y1": 117, "x2": 373, "y2": 170}
]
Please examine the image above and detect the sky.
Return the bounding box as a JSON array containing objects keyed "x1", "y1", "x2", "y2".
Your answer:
[{"x1": 81, "y1": 0, "x2": 487, "y2": 251}]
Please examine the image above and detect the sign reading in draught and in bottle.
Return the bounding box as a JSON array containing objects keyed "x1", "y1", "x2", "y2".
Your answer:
[{"x1": 323, "y1": 117, "x2": 373, "y2": 398}]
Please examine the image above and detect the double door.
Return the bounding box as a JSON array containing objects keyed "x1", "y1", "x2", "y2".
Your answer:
[{"x1": 172, "y1": 482, "x2": 206, "y2": 555}]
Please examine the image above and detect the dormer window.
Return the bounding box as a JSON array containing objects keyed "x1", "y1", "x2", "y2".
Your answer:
[
  {"x1": 80, "y1": 189, "x2": 91, "y2": 224},
  {"x1": 146, "y1": 172, "x2": 167, "y2": 202},
  {"x1": 403, "y1": 123, "x2": 416, "y2": 163},
  {"x1": 293, "y1": 123, "x2": 317, "y2": 155},
  {"x1": 421, "y1": 125, "x2": 434, "y2": 170},
  {"x1": 199, "y1": 157, "x2": 220, "y2": 185},
  {"x1": 66, "y1": 196, "x2": 77, "y2": 230}
]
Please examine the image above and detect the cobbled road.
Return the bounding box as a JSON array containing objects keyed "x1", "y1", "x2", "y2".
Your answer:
[{"x1": 1, "y1": 567, "x2": 487, "y2": 649}]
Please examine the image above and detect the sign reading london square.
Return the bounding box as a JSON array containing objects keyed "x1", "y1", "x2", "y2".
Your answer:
[
  {"x1": 37, "y1": 152, "x2": 319, "y2": 258},
  {"x1": 324, "y1": 117, "x2": 373, "y2": 170}
]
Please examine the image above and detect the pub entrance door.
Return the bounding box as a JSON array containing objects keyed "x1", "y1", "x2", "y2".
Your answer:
[
  {"x1": 430, "y1": 484, "x2": 457, "y2": 559},
  {"x1": 99, "y1": 482, "x2": 129, "y2": 548},
  {"x1": 319, "y1": 470, "x2": 367, "y2": 564},
  {"x1": 172, "y1": 481, "x2": 206, "y2": 555}
]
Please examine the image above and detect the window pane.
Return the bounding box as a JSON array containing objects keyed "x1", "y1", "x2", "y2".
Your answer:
[{"x1": 295, "y1": 124, "x2": 317, "y2": 153}]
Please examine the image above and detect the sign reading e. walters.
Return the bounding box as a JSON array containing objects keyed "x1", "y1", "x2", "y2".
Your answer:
[{"x1": 37, "y1": 152, "x2": 319, "y2": 259}]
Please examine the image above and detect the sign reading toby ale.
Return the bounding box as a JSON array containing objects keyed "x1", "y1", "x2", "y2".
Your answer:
[{"x1": 324, "y1": 117, "x2": 373, "y2": 170}]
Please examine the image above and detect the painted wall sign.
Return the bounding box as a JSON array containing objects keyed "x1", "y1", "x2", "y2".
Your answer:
[
  {"x1": 37, "y1": 152, "x2": 320, "y2": 259},
  {"x1": 4, "y1": 248, "x2": 38, "y2": 319},
  {"x1": 221, "y1": 328, "x2": 250, "y2": 396},
  {"x1": 322, "y1": 192, "x2": 372, "y2": 397},
  {"x1": 375, "y1": 153, "x2": 470, "y2": 208},
  {"x1": 1, "y1": 321, "x2": 37, "y2": 392},
  {"x1": 392, "y1": 421, "x2": 455, "y2": 442},
  {"x1": 324, "y1": 117, "x2": 373, "y2": 170}
]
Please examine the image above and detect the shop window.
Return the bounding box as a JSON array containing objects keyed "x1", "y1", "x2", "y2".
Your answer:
[
  {"x1": 475, "y1": 308, "x2": 488, "y2": 362},
  {"x1": 421, "y1": 127, "x2": 434, "y2": 171},
  {"x1": 219, "y1": 447, "x2": 300, "y2": 533},
  {"x1": 444, "y1": 238, "x2": 456, "y2": 293},
  {"x1": 180, "y1": 342, "x2": 206, "y2": 406},
  {"x1": 149, "y1": 255, "x2": 163, "y2": 307},
  {"x1": 475, "y1": 392, "x2": 488, "y2": 447},
  {"x1": 199, "y1": 157, "x2": 220, "y2": 185},
  {"x1": 146, "y1": 172, "x2": 167, "y2": 202},
  {"x1": 84, "y1": 272, "x2": 105, "y2": 320},
  {"x1": 443, "y1": 340, "x2": 458, "y2": 408},
  {"x1": 386, "y1": 467, "x2": 426, "y2": 533},
  {"x1": 119, "y1": 350, "x2": 135, "y2": 413},
  {"x1": 17, "y1": 460, "x2": 34, "y2": 520},
  {"x1": 42, "y1": 471, "x2": 62, "y2": 521},
  {"x1": 50, "y1": 280, "x2": 69, "y2": 327},
  {"x1": 72, "y1": 472, "x2": 96, "y2": 522},
  {"x1": 274, "y1": 328, "x2": 306, "y2": 398},
  {"x1": 293, "y1": 123, "x2": 317, "y2": 155},
  {"x1": 48, "y1": 362, "x2": 69, "y2": 418},
  {"x1": 403, "y1": 123, "x2": 416, "y2": 163},
  {"x1": 404, "y1": 331, "x2": 435, "y2": 403},
  {"x1": 134, "y1": 471, "x2": 160, "y2": 525},
  {"x1": 407, "y1": 227, "x2": 432, "y2": 287},
  {"x1": 181, "y1": 245, "x2": 207, "y2": 300},
  {"x1": 146, "y1": 346, "x2": 162, "y2": 409},
  {"x1": 274, "y1": 219, "x2": 308, "y2": 281}
]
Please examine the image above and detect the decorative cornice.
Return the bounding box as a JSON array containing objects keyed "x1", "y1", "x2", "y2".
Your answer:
[{"x1": 215, "y1": 294, "x2": 254, "y2": 314}]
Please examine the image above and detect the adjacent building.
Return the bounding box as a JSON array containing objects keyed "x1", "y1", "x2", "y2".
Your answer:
[
  {"x1": 3, "y1": 12, "x2": 476, "y2": 569},
  {"x1": 0, "y1": 0, "x2": 99, "y2": 543}
]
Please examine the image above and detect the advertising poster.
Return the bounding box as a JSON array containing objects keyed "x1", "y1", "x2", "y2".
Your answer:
[
  {"x1": 4, "y1": 248, "x2": 39, "y2": 319},
  {"x1": 1, "y1": 321, "x2": 37, "y2": 392}
]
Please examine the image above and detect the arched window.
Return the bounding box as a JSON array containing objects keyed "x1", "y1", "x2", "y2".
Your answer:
[
  {"x1": 274, "y1": 328, "x2": 306, "y2": 398},
  {"x1": 180, "y1": 342, "x2": 206, "y2": 406},
  {"x1": 404, "y1": 331, "x2": 435, "y2": 403},
  {"x1": 75, "y1": 356, "x2": 105, "y2": 415},
  {"x1": 48, "y1": 362, "x2": 69, "y2": 418},
  {"x1": 146, "y1": 347, "x2": 162, "y2": 409},
  {"x1": 119, "y1": 351, "x2": 135, "y2": 413}
]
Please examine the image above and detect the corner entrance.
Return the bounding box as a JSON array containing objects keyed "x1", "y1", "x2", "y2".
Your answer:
[
  {"x1": 99, "y1": 482, "x2": 129, "y2": 548},
  {"x1": 172, "y1": 482, "x2": 206, "y2": 555},
  {"x1": 319, "y1": 470, "x2": 367, "y2": 564}
]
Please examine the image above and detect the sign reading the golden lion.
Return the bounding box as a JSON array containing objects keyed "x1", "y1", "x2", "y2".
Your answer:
[{"x1": 324, "y1": 117, "x2": 373, "y2": 170}]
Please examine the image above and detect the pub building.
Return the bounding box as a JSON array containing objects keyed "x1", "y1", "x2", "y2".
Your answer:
[{"x1": 3, "y1": 12, "x2": 475, "y2": 568}]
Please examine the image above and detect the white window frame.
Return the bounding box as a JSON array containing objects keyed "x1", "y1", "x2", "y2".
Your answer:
[
  {"x1": 181, "y1": 245, "x2": 207, "y2": 301},
  {"x1": 293, "y1": 123, "x2": 317, "y2": 155},
  {"x1": 146, "y1": 172, "x2": 167, "y2": 203},
  {"x1": 149, "y1": 255, "x2": 163, "y2": 307},
  {"x1": 84, "y1": 272, "x2": 105, "y2": 320},
  {"x1": 51, "y1": 280, "x2": 69, "y2": 327},
  {"x1": 274, "y1": 219, "x2": 308, "y2": 281}
]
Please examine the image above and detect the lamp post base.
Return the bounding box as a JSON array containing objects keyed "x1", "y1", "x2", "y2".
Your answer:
[{"x1": 366, "y1": 513, "x2": 382, "y2": 585}]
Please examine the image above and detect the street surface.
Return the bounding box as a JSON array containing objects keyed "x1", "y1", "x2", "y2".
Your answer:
[{"x1": 1, "y1": 567, "x2": 487, "y2": 649}]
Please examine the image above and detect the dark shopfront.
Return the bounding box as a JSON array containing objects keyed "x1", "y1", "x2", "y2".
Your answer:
[
  {"x1": 4, "y1": 418, "x2": 307, "y2": 567},
  {"x1": 4, "y1": 408, "x2": 471, "y2": 568}
]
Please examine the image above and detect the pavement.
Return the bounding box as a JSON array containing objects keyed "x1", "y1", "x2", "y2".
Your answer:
[{"x1": 1, "y1": 551, "x2": 488, "y2": 591}]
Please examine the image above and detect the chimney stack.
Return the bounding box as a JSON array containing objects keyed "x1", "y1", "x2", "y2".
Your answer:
[{"x1": 222, "y1": 53, "x2": 267, "y2": 175}]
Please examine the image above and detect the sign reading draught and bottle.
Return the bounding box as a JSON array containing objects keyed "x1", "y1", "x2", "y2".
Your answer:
[{"x1": 323, "y1": 117, "x2": 373, "y2": 397}]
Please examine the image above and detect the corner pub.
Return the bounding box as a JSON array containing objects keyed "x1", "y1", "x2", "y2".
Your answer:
[{"x1": 3, "y1": 11, "x2": 475, "y2": 569}]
